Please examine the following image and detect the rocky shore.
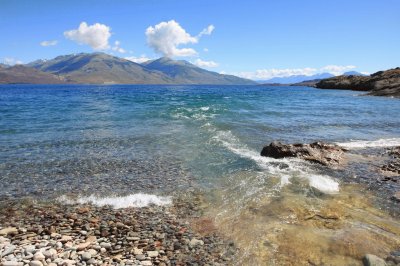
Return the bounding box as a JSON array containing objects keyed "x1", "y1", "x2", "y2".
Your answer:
[
  {"x1": 315, "y1": 67, "x2": 400, "y2": 97},
  {"x1": 0, "y1": 195, "x2": 235, "y2": 266}
]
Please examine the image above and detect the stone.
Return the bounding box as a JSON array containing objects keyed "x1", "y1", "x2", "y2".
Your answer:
[
  {"x1": 0, "y1": 227, "x2": 18, "y2": 236},
  {"x1": 136, "y1": 254, "x2": 146, "y2": 260},
  {"x1": 77, "y1": 241, "x2": 91, "y2": 251},
  {"x1": 60, "y1": 235, "x2": 73, "y2": 242},
  {"x1": 61, "y1": 259, "x2": 77, "y2": 266},
  {"x1": 147, "y1": 250, "x2": 159, "y2": 258},
  {"x1": 189, "y1": 238, "x2": 204, "y2": 247},
  {"x1": 2, "y1": 262, "x2": 23, "y2": 266},
  {"x1": 362, "y1": 254, "x2": 387, "y2": 266},
  {"x1": 133, "y1": 248, "x2": 143, "y2": 255},
  {"x1": 81, "y1": 251, "x2": 92, "y2": 261},
  {"x1": 29, "y1": 261, "x2": 43, "y2": 266},
  {"x1": 100, "y1": 242, "x2": 112, "y2": 249},
  {"x1": 141, "y1": 261, "x2": 152, "y2": 266},
  {"x1": 2, "y1": 245, "x2": 16, "y2": 256},
  {"x1": 43, "y1": 248, "x2": 57, "y2": 259},
  {"x1": 33, "y1": 251, "x2": 45, "y2": 261},
  {"x1": 260, "y1": 141, "x2": 347, "y2": 167}
]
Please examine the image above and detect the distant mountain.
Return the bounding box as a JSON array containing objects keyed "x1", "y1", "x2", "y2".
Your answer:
[
  {"x1": 142, "y1": 57, "x2": 255, "y2": 85},
  {"x1": 259, "y1": 73, "x2": 334, "y2": 84},
  {"x1": 23, "y1": 53, "x2": 255, "y2": 85},
  {"x1": 0, "y1": 65, "x2": 63, "y2": 84},
  {"x1": 343, "y1": 71, "x2": 367, "y2": 76}
]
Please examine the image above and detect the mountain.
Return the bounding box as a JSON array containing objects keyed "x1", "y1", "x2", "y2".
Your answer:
[
  {"x1": 27, "y1": 53, "x2": 172, "y2": 84},
  {"x1": 315, "y1": 67, "x2": 400, "y2": 97},
  {"x1": 258, "y1": 73, "x2": 334, "y2": 84},
  {"x1": 142, "y1": 57, "x2": 255, "y2": 85},
  {"x1": 23, "y1": 53, "x2": 255, "y2": 85},
  {"x1": 343, "y1": 71, "x2": 366, "y2": 76},
  {"x1": 0, "y1": 65, "x2": 63, "y2": 84}
]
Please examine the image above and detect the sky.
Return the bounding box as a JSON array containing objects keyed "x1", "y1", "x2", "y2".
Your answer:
[{"x1": 1, "y1": 0, "x2": 399, "y2": 80}]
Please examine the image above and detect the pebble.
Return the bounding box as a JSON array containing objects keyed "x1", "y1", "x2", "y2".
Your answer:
[
  {"x1": 3, "y1": 261, "x2": 23, "y2": 266},
  {"x1": 33, "y1": 251, "x2": 45, "y2": 261},
  {"x1": 29, "y1": 261, "x2": 43, "y2": 266},
  {"x1": 81, "y1": 251, "x2": 92, "y2": 261},
  {"x1": 0, "y1": 227, "x2": 18, "y2": 236},
  {"x1": 363, "y1": 254, "x2": 387, "y2": 266}
]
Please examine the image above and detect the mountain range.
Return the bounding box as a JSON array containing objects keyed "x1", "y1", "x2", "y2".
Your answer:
[
  {"x1": 1, "y1": 53, "x2": 255, "y2": 85},
  {"x1": 258, "y1": 71, "x2": 366, "y2": 85}
]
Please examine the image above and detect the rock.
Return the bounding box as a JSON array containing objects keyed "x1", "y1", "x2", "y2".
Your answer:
[
  {"x1": 2, "y1": 261, "x2": 23, "y2": 266},
  {"x1": 33, "y1": 251, "x2": 45, "y2": 261},
  {"x1": 43, "y1": 248, "x2": 57, "y2": 259},
  {"x1": 260, "y1": 141, "x2": 346, "y2": 166},
  {"x1": 189, "y1": 238, "x2": 204, "y2": 247},
  {"x1": 316, "y1": 67, "x2": 400, "y2": 98},
  {"x1": 61, "y1": 259, "x2": 77, "y2": 266},
  {"x1": 141, "y1": 261, "x2": 152, "y2": 266},
  {"x1": 60, "y1": 235, "x2": 73, "y2": 242},
  {"x1": 133, "y1": 248, "x2": 143, "y2": 255},
  {"x1": 100, "y1": 242, "x2": 112, "y2": 249},
  {"x1": 0, "y1": 227, "x2": 18, "y2": 236},
  {"x1": 29, "y1": 261, "x2": 43, "y2": 266},
  {"x1": 2, "y1": 245, "x2": 16, "y2": 256},
  {"x1": 77, "y1": 241, "x2": 91, "y2": 251},
  {"x1": 81, "y1": 251, "x2": 92, "y2": 261},
  {"x1": 147, "y1": 250, "x2": 159, "y2": 257},
  {"x1": 362, "y1": 254, "x2": 387, "y2": 266}
]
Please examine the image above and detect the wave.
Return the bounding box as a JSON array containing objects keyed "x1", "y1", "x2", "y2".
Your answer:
[
  {"x1": 58, "y1": 193, "x2": 172, "y2": 208},
  {"x1": 212, "y1": 130, "x2": 339, "y2": 194},
  {"x1": 336, "y1": 138, "x2": 400, "y2": 149}
]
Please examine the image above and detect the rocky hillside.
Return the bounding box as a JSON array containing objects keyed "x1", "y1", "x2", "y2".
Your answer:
[
  {"x1": 316, "y1": 68, "x2": 400, "y2": 97},
  {"x1": 0, "y1": 65, "x2": 63, "y2": 84}
]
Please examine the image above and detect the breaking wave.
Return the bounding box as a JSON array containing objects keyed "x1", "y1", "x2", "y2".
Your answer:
[{"x1": 58, "y1": 193, "x2": 172, "y2": 208}]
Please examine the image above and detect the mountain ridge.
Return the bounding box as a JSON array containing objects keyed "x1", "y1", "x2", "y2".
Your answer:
[{"x1": 19, "y1": 53, "x2": 255, "y2": 85}]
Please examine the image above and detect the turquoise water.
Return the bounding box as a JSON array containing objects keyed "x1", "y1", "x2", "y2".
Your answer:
[{"x1": 1, "y1": 84, "x2": 399, "y2": 200}]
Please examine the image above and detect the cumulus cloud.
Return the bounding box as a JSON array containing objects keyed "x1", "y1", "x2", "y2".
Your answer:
[
  {"x1": 145, "y1": 20, "x2": 214, "y2": 57},
  {"x1": 64, "y1": 22, "x2": 112, "y2": 50},
  {"x1": 194, "y1": 59, "x2": 218, "y2": 68},
  {"x1": 111, "y1": 41, "x2": 126, "y2": 53},
  {"x1": 125, "y1": 55, "x2": 152, "y2": 64},
  {"x1": 40, "y1": 40, "x2": 58, "y2": 47},
  {"x1": 2, "y1": 57, "x2": 23, "y2": 65},
  {"x1": 236, "y1": 65, "x2": 359, "y2": 80}
]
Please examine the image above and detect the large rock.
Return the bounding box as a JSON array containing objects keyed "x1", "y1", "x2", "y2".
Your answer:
[
  {"x1": 316, "y1": 67, "x2": 400, "y2": 98},
  {"x1": 260, "y1": 141, "x2": 346, "y2": 166}
]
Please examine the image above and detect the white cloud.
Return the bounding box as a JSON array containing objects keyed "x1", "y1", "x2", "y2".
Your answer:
[
  {"x1": 40, "y1": 40, "x2": 58, "y2": 47},
  {"x1": 320, "y1": 65, "x2": 356, "y2": 75},
  {"x1": 237, "y1": 67, "x2": 317, "y2": 80},
  {"x1": 2, "y1": 57, "x2": 23, "y2": 65},
  {"x1": 197, "y1": 25, "x2": 215, "y2": 38},
  {"x1": 194, "y1": 59, "x2": 218, "y2": 68},
  {"x1": 112, "y1": 41, "x2": 126, "y2": 53},
  {"x1": 125, "y1": 55, "x2": 152, "y2": 64},
  {"x1": 64, "y1": 22, "x2": 112, "y2": 50},
  {"x1": 235, "y1": 65, "x2": 359, "y2": 80},
  {"x1": 145, "y1": 20, "x2": 214, "y2": 57},
  {"x1": 203, "y1": 48, "x2": 209, "y2": 52}
]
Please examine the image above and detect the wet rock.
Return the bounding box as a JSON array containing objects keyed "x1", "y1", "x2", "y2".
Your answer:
[
  {"x1": 261, "y1": 141, "x2": 347, "y2": 166},
  {"x1": 363, "y1": 254, "x2": 387, "y2": 266}
]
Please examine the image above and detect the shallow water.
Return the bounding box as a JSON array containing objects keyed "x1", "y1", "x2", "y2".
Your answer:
[{"x1": 1, "y1": 84, "x2": 400, "y2": 264}]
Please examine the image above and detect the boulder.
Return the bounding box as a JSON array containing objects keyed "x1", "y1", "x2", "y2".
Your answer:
[
  {"x1": 362, "y1": 254, "x2": 387, "y2": 266},
  {"x1": 260, "y1": 141, "x2": 347, "y2": 167}
]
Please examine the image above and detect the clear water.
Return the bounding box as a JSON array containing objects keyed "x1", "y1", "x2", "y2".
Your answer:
[{"x1": 1, "y1": 84, "x2": 400, "y2": 199}]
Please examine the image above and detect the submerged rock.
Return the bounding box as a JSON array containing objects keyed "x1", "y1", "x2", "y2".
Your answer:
[{"x1": 260, "y1": 141, "x2": 347, "y2": 167}]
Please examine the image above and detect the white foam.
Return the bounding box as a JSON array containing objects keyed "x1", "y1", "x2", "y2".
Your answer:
[
  {"x1": 212, "y1": 130, "x2": 340, "y2": 194},
  {"x1": 336, "y1": 138, "x2": 400, "y2": 149},
  {"x1": 200, "y1": 106, "x2": 210, "y2": 111},
  {"x1": 58, "y1": 193, "x2": 172, "y2": 209}
]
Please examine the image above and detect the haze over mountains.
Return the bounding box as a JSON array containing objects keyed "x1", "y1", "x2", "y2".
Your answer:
[{"x1": 1, "y1": 53, "x2": 255, "y2": 85}]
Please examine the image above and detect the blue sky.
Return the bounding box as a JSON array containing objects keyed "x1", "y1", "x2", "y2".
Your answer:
[{"x1": 1, "y1": 0, "x2": 399, "y2": 79}]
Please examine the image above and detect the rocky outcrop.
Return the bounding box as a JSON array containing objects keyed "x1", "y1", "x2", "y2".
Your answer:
[
  {"x1": 260, "y1": 141, "x2": 347, "y2": 167},
  {"x1": 315, "y1": 68, "x2": 400, "y2": 97}
]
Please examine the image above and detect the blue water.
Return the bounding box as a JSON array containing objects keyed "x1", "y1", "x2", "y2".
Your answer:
[{"x1": 1, "y1": 84, "x2": 399, "y2": 199}]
